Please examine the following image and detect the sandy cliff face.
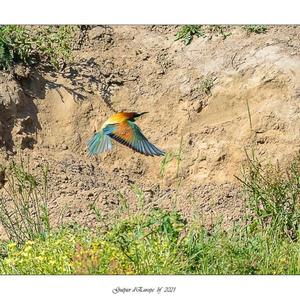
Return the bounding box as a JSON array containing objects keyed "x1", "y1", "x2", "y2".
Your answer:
[{"x1": 1, "y1": 25, "x2": 300, "y2": 229}]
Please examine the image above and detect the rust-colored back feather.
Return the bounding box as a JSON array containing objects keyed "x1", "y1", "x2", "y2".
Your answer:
[{"x1": 113, "y1": 122, "x2": 135, "y2": 143}]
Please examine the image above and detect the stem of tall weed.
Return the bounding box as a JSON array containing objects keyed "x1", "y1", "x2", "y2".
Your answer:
[{"x1": 0, "y1": 159, "x2": 50, "y2": 244}]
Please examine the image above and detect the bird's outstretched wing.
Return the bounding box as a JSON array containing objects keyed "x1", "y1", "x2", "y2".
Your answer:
[
  {"x1": 107, "y1": 121, "x2": 165, "y2": 156},
  {"x1": 87, "y1": 130, "x2": 112, "y2": 155}
]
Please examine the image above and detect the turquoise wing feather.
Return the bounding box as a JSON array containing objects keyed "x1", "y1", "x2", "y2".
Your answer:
[
  {"x1": 129, "y1": 122, "x2": 165, "y2": 156},
  {"x1": 87, "y1": 130, "x2": 112, "y2": 156}
]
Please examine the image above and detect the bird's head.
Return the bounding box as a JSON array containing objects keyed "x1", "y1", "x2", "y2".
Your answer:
[
  {"x1": 104, "y1": 112, "x2": 149, "y2": 126},
  {"x1": 124, "y1": 112, "x2": 148, "y2": 121}
]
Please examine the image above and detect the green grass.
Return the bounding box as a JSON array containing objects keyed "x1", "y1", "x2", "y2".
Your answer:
[
  {"x1": 0, "y1": 159, "x2": 50, "y2": 244},
  {"x1": 0, "y1": 25, "x2": 77, "y2": 70},
  {"x1": 159, "y1": 150, "x2": 182, "y2": 179},
  {"x1": 1, "y1": 208, "x2": 300, "y2": 274},
  {"x1": 237, "y1": 151, "x2": 300, "y2": 240},
  {"x1": 1, "y1": 154, "x2": 300, "y2": 274},
  {"x1": 0, "y1": 211, "x2": 187, "y2": 275}
]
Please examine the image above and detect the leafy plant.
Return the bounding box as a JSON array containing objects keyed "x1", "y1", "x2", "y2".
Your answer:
[
  {"x1": 175, "y1": 25, "x2": 204, "y2": 45},
  {"x1": 0, "y1": 25, "x2": 77, "y2": 70},
  {"x1": 0, "y1": 38, "x2": 13, "y2": 70},
  {"x1": 243, "y1": 25, "x2": 268, "y2": 34},
  {"x1": 34, "y1": 25, "x2": 76, "y2": 69},
  {"x1": 207, "y1": 25, "x2": 232, "y2": 39},
  {"x1": 0, "y1": 25, "x2": 36, "y2": 67},
  {"x1": 198, "y1": 76, "x2": 216, "y2": 96}
]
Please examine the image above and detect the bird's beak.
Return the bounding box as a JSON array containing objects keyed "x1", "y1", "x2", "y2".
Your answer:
[{"x1": 138, "y1": 112, "x2": 149, "y2": 117}]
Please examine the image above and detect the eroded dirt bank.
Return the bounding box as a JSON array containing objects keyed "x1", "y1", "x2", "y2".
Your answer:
[{"x1": 1, "y1": 25, "x2": 300, "y2": 230}]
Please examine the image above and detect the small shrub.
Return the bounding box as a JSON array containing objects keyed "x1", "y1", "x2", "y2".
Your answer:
[{"x1": 175, "y1": 25, "x2": 204, "y2": 45}]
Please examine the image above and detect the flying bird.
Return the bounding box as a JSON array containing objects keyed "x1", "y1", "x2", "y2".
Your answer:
[{"x1": 87, "y1": 112, "x2": 165, "y2": 157}]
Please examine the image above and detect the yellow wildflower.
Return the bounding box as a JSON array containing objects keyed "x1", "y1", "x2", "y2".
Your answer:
[
  {"x1": 23, "y1": 246, "x2": 32, "y2": 252},
  {"x1": 8, "y1": 243, "x2": 17, "y2": 250},
  {"x1": 26, "y1": 240, "x2": 35, "y2": 246}
]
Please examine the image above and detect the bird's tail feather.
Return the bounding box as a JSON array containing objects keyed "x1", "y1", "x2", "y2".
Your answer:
[{"x1": 87, "y1": 131, "x2": 112, "y2": 156}]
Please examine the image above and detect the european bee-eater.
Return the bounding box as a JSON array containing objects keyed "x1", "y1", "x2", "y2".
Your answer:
[{"x1": 87, "y1": 112, "x2": 165, "y2": 157}]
